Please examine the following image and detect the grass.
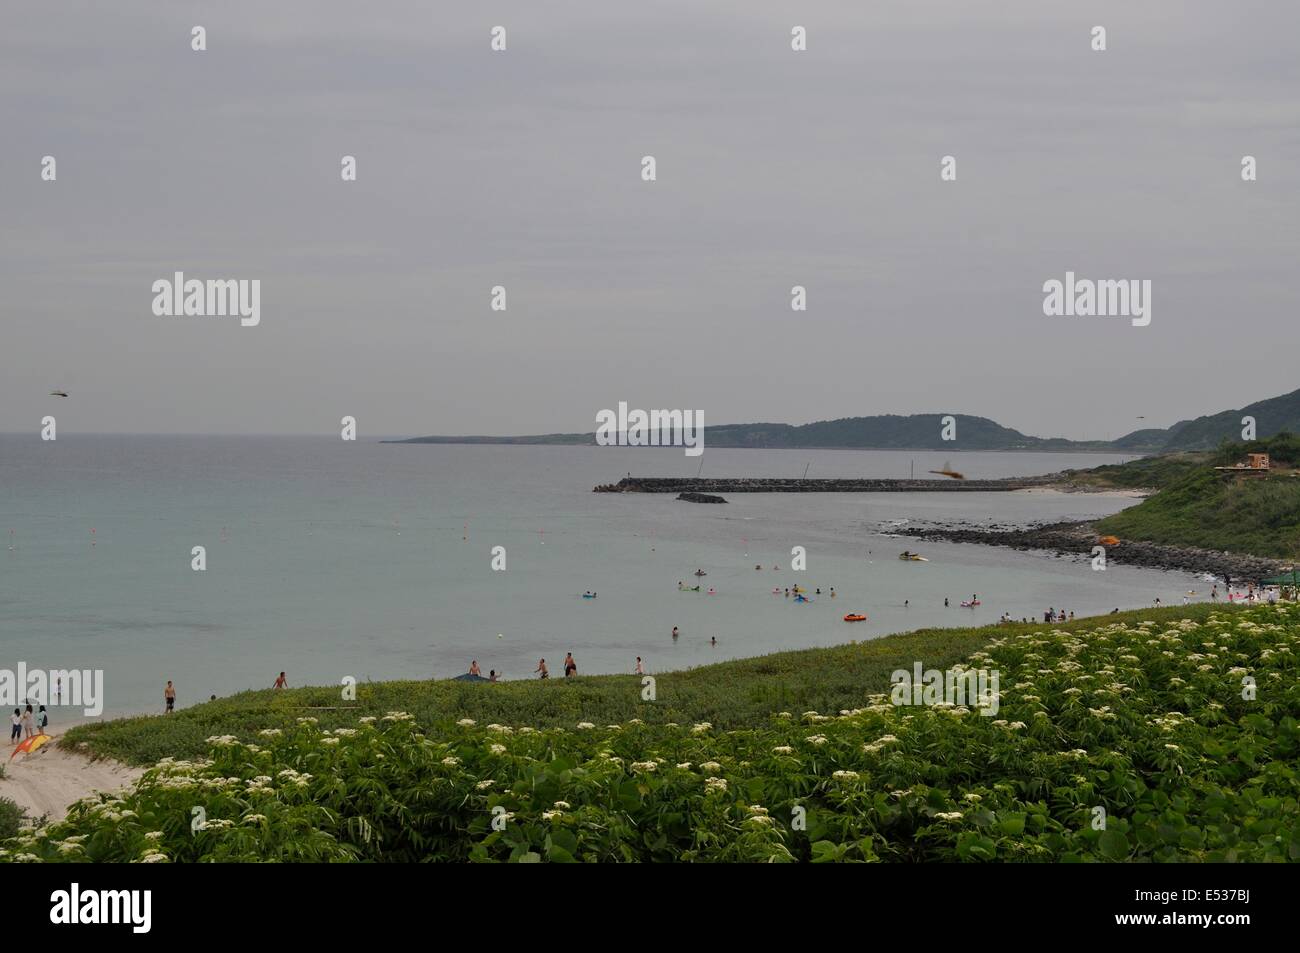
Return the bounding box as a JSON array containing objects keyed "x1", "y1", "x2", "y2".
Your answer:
[
  {"x1": 17, "y1": 601, "x2": 1298, "y2": 863},
  {"x1": 1097, "y1": 469, "x2": 1300, "y2": 559},
  {"x1": 65, "y1": 605, "x2": 1237, "y2": 767}
]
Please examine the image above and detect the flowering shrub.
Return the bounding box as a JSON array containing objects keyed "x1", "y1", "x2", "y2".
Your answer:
[{"x1": 4, "y1": 604, "x2": 1298, "y2": 862}]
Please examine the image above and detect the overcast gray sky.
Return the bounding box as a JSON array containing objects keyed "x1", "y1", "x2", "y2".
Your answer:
[{"x1": 2, "y1": 1, "x2": 1297, "y2": 440}]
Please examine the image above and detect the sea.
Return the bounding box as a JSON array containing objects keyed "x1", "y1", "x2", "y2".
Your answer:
[{"x1": 0, "y1": 435, "x2": 1203, "y2": 722}]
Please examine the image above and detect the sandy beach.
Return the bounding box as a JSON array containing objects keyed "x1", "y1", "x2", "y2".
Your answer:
[{"x1": 1, "y1": 737, "x2": 142, "y2": 824}]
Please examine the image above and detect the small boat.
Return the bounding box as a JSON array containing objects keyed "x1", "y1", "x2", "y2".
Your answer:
[
  {"x1": 960, "y1": 600, "x2": 980, "y2": 608},
  {"x1": 843, "y1": 613, "x2": 867, "y2": 622},
  {"x1": 794, "y1": 594, "x2": 812, "y2": 603},
  {"x1": 694, "y1": 570, "x2": 707, "y2": 577},
  {"x1": 898, "y1": 551, "x2": 928, "y2": 562},
  {"x1": 581, "y1": 593, "x2": 597, "y2": 599},
  {"x1": 679, "y1": 584, "x2": 700, "y2": 592}
]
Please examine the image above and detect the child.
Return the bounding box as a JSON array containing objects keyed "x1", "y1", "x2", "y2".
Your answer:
[
  {"x1": 37, "y1": 705, "x2": 48, "y2": 735},
  {"x1": 9, "y1": 709, "x2": 20, "y2": 746}
]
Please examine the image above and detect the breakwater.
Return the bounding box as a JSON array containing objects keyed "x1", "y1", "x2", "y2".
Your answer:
[{"x1": 593, "y1": 476, "x2": 1056, "y2": 493}]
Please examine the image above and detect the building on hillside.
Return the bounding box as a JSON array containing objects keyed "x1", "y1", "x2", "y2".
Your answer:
[{"x1": 1214, "y1": 452, "x2": 1271, "y2": 476}]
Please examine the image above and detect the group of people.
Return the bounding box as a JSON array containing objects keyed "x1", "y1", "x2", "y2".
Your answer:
[
  {"x1": 161, "y1": 671, "x2": 288, "y2": 715},
  {"x1": 534, "y1": 652, "x2": 580, "y2": 679},
  {"x1": 9, "y1": 704, "x2": 49, "y2": 745},
  {"x1": 468, "y1": 660, "x2": 500, "y2": 681}
]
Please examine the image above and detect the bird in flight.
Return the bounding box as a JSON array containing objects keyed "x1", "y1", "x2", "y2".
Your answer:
[{"x1": 49, "y1": 390, "x2": 69, "y2": 397}]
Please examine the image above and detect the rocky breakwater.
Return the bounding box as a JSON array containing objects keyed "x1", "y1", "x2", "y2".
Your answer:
[
  {"x1": 593, "y1": 476, "x2": 1055, "y2": 493},
  {"x1": 899, "y1": 521, "x2": 1285, "y2": 582}
]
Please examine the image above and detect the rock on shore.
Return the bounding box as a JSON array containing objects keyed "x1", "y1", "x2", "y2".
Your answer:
[
  {"x1": 677, "y1": 492, "x2": 727, "y2": 504},
  {"x1": 899, "y1": 521, "x2": 1283, "y2": 581}
]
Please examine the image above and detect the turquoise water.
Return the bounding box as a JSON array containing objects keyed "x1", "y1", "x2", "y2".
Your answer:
[{"x1": 0, "y1": 436, "x2": 1198, "y2": 721}]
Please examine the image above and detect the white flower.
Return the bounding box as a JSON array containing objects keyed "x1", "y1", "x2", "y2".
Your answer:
[
  {"x1": 542, "y1": 810, "x2": 564, "y2": 821},
  {"x1": 692, "y1": 722, "x2": 712, "y2": 734},
  {"x1": 476, "y1": 780, "x2": 496, "y2": 790},
  {"x1": 456, "y1": 718, "x2": 476, "y2": 727},
  {"x1": 258, "y1": 728, "x2": 282, "y2": 738},
  {"x1": 441, "y1": 756, "x2": 460, "y2": 766},
  {"x1": 296, "y1": 717, "x2": 318, "y2": 725},
  {"x1": 805, "y1": 734, "x2": 828, "y2": 746},
  {"x1": 576, "y1": 722, "x2": 595, "y2": 730},
  {"x1": 630, "y1": 761, "x2": 657, "y2": 773},
  {"x1": 700, "y1": 761, "x2": 723, "y2": 774},
  {"x1": 772, "y1": 746, "x2": 795, "y2": 755},
  {"x1": 675, "y1": 762, "x2": 693, "y2": 770},
  {"x1": 321, "y1": 737, "x2": 340, "y2": 746},
  {"x1": 831, "y1": 770, "x2": 859, "y2": 781},
  {"x1": 144, "y1": 831, "x2": 165, "y2": 841},
  {"x1": 704, "y1": 777, "x2": 728, "y2": 793},
  {"x1": 488, "y1": 744, "x2": 507, "y2": 755},
  {"x1": 553, "y1": 801, "x2": 571, "y2": 809},
  {"x1": 140, "y1": 852, "x2": 169, "y2": 864},
  {"x1": 934, "y1": 812, "x2": 963, "y2": 822}
]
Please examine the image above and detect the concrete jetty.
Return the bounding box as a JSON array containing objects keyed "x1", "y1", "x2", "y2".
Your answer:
[{"x1": 593, "y1": 476, "x2": 1056, "y2": 493}]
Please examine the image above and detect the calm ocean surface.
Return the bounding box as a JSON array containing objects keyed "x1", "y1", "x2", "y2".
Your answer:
[{"x1": 0, "y1": 436, "x2": 1200, "y2": 721}]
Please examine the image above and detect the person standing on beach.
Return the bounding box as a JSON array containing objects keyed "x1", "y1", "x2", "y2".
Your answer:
[
  {"x1": 37, "y1": 706, "x2": 48, "y2": 735},
  {"x1": 535, "y1": 659, "x2": 549, "y2": 679},
  {"x1": 273, "y1": 672, "x2": 288, "y2": 689},
  {"x1": 563, "y1": 653, "x2": 576, "y2": 678},
  {"x1": 165, "y1": 680, "x2": 176, "y2": 714},
  {"x1": 21, "y1": 705, "x2": 34, "y2": 739},
  {"x1": 9, "y1": 709, "x2": 20, "y2": 746}
]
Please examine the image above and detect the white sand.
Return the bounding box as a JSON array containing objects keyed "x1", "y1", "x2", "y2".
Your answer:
[{"x1": 1, "y1": 737, "x2": 142, "y2": 823}]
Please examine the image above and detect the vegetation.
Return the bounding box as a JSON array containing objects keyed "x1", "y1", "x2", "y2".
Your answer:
[
  {"x1": 0, "y1": 799, "x2": 25, "y2": 842},
  {"x1": 1096, "y1": 434, "x2": 1300, "y2": 559},
  {"x1": 8, "y1": 603, "x2": 1297, "y2": 863},
  {"x1": 63, "y1": 620, "x2": 1022, "y2": 766}
]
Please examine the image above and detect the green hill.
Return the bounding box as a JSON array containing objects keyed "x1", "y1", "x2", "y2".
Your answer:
[
  {"x1": 1096, "y1": 434, "x2": 1300, "y2": 559},
  {"x1": 1117, "y1": 387, "x2": 1300, "y2": 452}
]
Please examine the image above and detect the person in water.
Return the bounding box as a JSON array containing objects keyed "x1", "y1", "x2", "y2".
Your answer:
[
  {"x1": 710, "y1": 636, "x2": 717, "y2": 646},
  {"x1": 469, "y1": 661, "x2": 481, "y2": 676},
  {"x1": 635, "y1": 657, "x2": 644, "y2": 675},
  {"x1": 274, "y1": 671, "x2": 288, "y2": 688},
  {"x1": 535, "y1": 659, "x2": 548, "y2": 679},
  {"x1": 904, "y1": 599, "x2": 909, "y2": 608},
  {"x1": 489, "y1": 670, "x2": 498, "y2": 682},
  {"x1": 564, "y1": 653, "x2": 576, "y2": 678},
  {"x1": 944, "y1": 597, "x2": 949, "y2": 607},
  {"x1": 672, "y1": 626, "x2": 679, "y2": 639}
]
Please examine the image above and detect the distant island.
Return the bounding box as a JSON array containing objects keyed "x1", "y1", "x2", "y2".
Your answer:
[{"x1": 385, "y1": 386, "x2": 1300, "y2": 453}]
